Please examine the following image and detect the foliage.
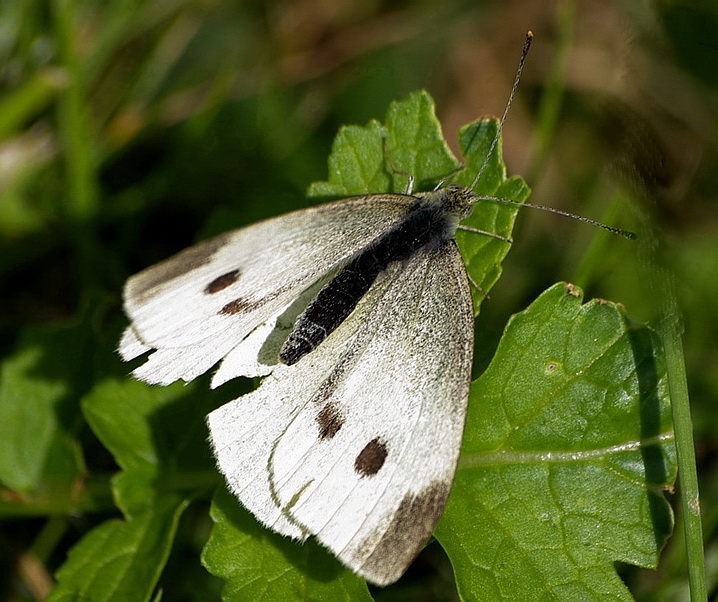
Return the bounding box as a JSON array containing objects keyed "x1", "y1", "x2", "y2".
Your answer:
[{"x1": 2, "y1": 1, "x2": 716, "y2": 600}]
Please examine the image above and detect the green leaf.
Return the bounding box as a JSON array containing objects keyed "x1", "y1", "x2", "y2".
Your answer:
[
  {"x1": 202, "y1": 487, "x2": 372, "y2": 602},
  {"x1": 382, "y1": 89, "x2": 462, "y2": 191},
  {"x1": 436, "y1": 282, "x2": 676, "y2": 601},
  {"x1": 47, "y1": 495, "x2": 188, "y2": 602},
  {"x1": 81, "y1": 376, "x2": 220, "y2": 517},
  {"x1": 0, "y1": 322, "x2": 89, "y2": 493},
  {"x1": 45, "y1": 373, "x2": 224, "y2": 599},
  {"x1": 307, "y1": 119, "x2": 391, "y2": 197},
  {"x1": 307, "y1": 91, "x2": 462, "y2": 198}
]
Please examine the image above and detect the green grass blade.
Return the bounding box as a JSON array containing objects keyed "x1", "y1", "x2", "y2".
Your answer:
[{"x1": 661, "y1": 284, "x2": 707, "y2": 602}]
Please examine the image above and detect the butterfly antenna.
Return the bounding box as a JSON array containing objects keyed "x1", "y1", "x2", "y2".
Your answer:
[
  {"x1": 466, "y1": 31, "x2": 636, "y2": 241},
  {"x1": 474, "y1": 195, "x2": 637, "y2": 239},
  {"x1": 470, "y1": 31, "x2": 533, "y2": 191}
]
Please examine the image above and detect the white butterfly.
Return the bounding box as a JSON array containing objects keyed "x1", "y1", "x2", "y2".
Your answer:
[
  {"x1": 113, "y1": 22, "x2": 554, "y2": 584},
  {"x1": 120, "y1": 178, "x2": 488, "y2": 585}
]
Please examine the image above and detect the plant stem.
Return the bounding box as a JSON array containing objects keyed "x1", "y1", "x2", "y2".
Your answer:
[{"x1": 661, "y1": 286, "x2": 707, "y2": 602}]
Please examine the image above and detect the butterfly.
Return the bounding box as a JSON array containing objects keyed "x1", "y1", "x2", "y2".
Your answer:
[
  {"x1": 123, "y1": 202, "x2": 504, "y2": 581},
  {"x1": 117, "y1": 107, "x2": 533, "y2": 587}
]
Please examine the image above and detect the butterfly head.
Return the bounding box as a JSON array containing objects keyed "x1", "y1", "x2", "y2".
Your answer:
[{"x1": 435, "y1": 184, "x2": 475, "y2": 221}]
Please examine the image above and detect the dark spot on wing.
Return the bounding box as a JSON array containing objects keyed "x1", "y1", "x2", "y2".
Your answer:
[
  {"x1": 316, "y1": 403, "x2": 344, "y2": 439},
  {"x1": 218, "y1": 283, "x2": 294, "y2": 317},
  {"x1": 357, "y1": 480, "x2": 452, "y2": 584},
  {"x1": 219, "y1": 297, "x2": 260, "y2": 315},
  {"x1": 205, "y1": 269, "x2": 241, "y2": 294},
  {"x1": 354, "y1": 438, "x2": 388, "y2": 477},
  {"x1": 129, "y1": 233, "x2": 231, "y2": 303}
]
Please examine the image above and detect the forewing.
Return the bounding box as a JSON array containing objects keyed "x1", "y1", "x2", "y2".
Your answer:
[
  {"x1": 121, "y1": 195, "x2": 414, "y2": 385},
  {"x1": 208, "y1": 240, "x2": 473, "y2": 585}
]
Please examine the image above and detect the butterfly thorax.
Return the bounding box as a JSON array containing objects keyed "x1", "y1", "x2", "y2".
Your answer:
[{"x1": 279, "y1": 188, "x2": 472, "y2": 366}]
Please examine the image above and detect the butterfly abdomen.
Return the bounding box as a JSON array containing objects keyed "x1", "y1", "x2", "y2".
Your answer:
[{"x1": 278, "y1": 197, "x2": 459, "y2": 365}]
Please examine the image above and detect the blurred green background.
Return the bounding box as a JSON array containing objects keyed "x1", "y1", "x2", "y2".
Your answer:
[{"x1": 0, "y1": 0, "x2": 716, "y2": 599}]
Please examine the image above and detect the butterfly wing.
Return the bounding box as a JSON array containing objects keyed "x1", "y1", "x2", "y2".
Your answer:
[
  {"x1": 208, "y1": 239, "x2": 473, "y2": 585},
  {"x1": 121, "y1": 195, "x2": 415, "y2": 385}
]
